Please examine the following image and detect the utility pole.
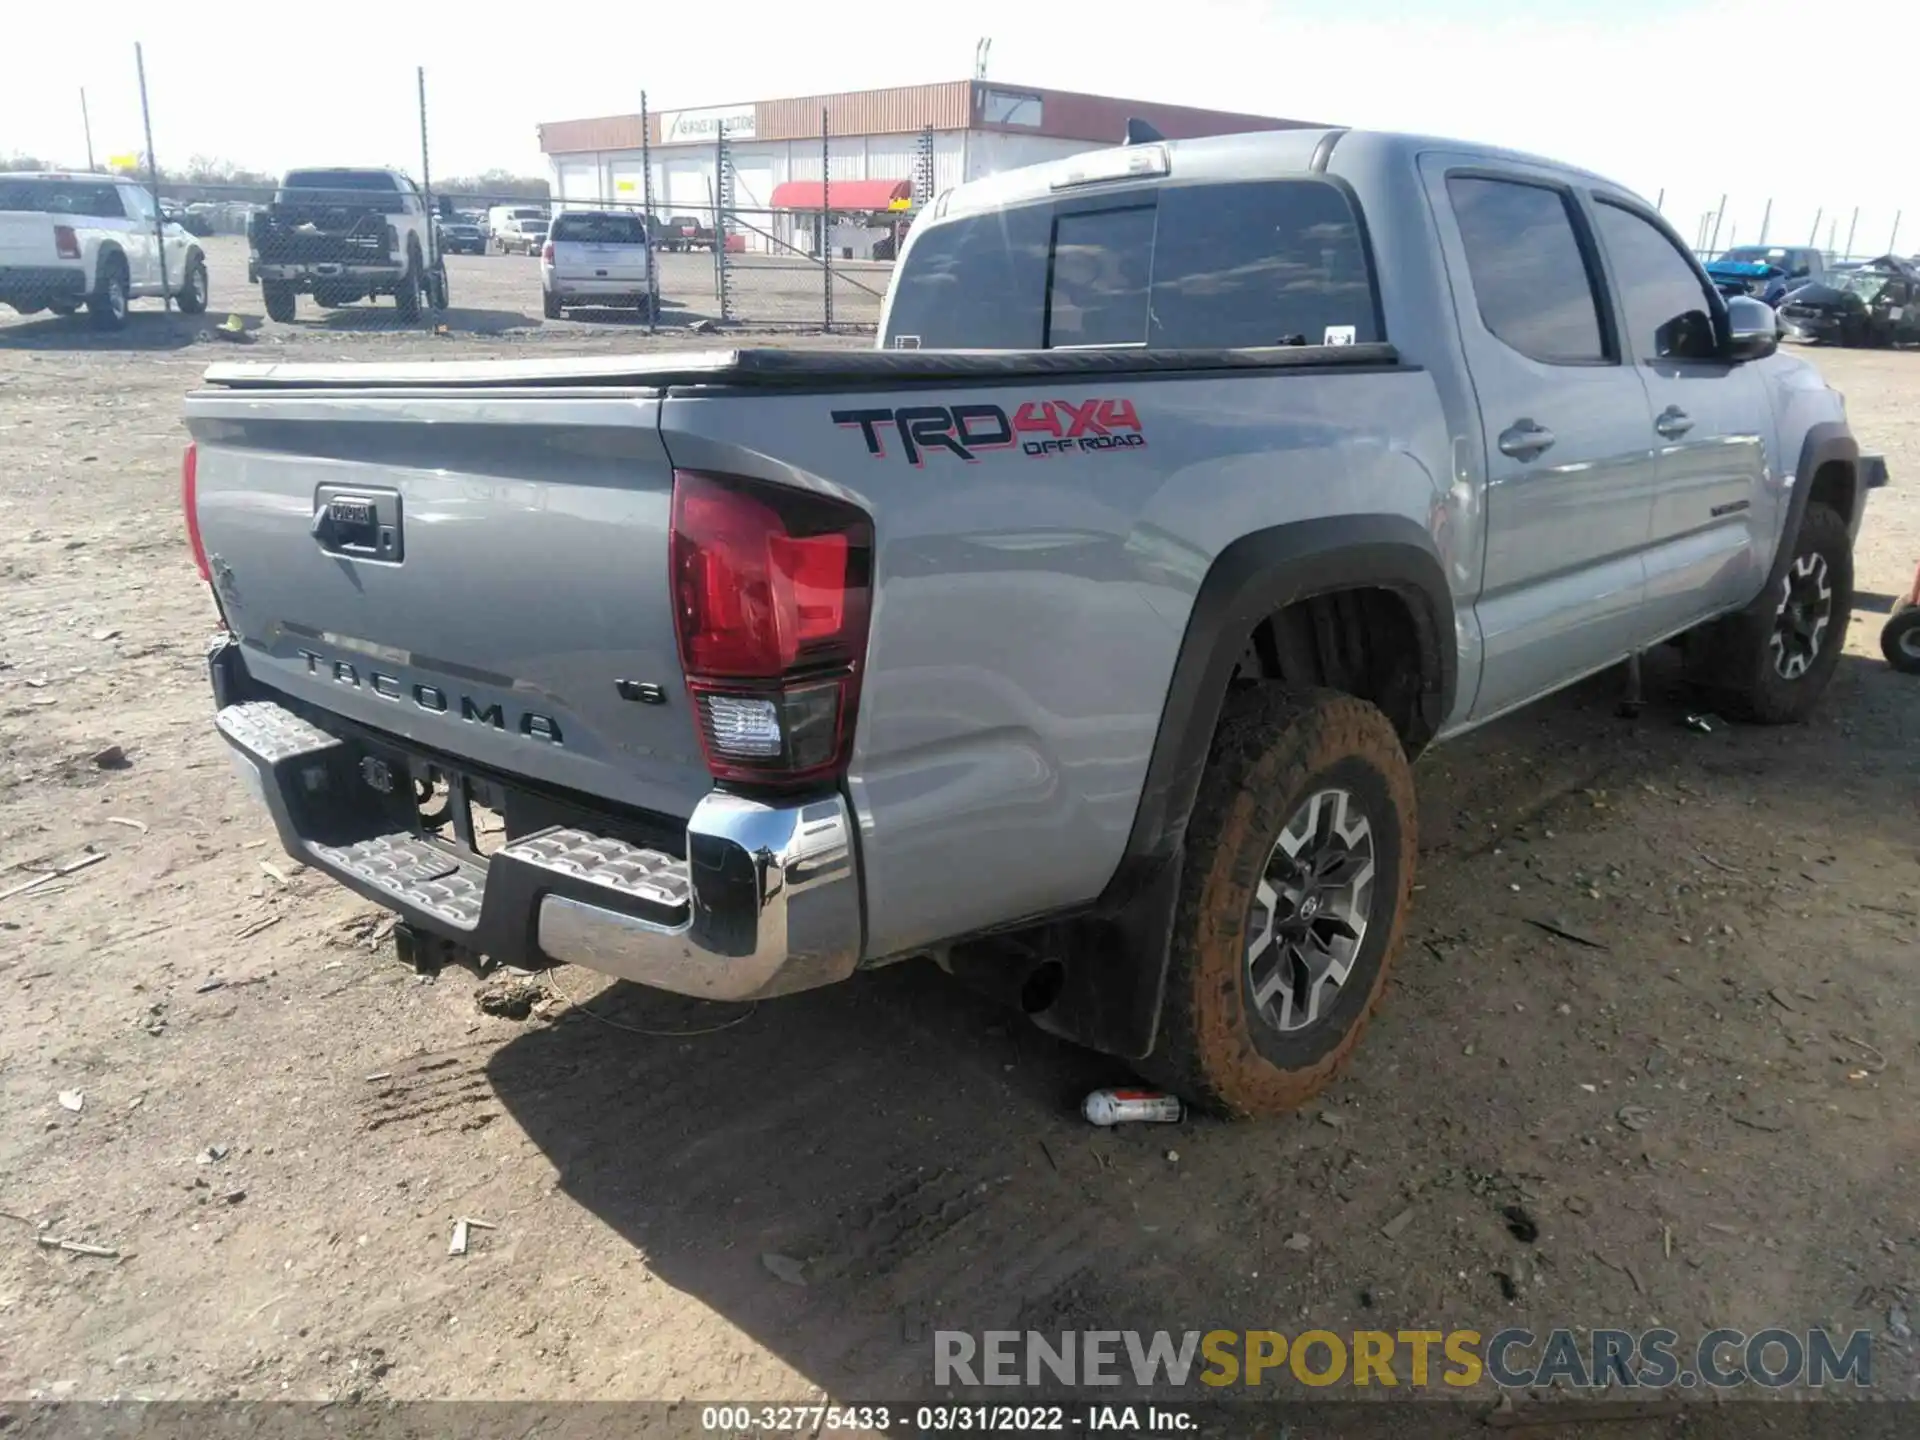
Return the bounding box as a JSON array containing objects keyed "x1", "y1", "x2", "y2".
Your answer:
[
  {"x1": 80, "y1": 88, "x2": 95, "y2": 171},
  {"x1": 1757, "y1": 197, "x2": 1771, "y2": 244},
  {"x1": 1844, "y1": 207, "x2": 1859, "y2": 261},
  {"x1": 1707, "y1": 194, "x2": 1727, "y2": 253},
  {"x1": 1807, "y1": 207, "x2": 1822, "y2": 247},
  {"x1": 134, "y1": 43, "x2": 172, "y2": 314}
]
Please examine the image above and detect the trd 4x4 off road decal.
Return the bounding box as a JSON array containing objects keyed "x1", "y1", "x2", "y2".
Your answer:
[{"x1": 832, "y1": 399, "x2": 1146, "y2": 466}]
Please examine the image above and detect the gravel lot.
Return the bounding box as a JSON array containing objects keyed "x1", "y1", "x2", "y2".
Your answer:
[
  {"x1": 1, "y1": 271, "x2": 1917, "y2": 1430},
  {"x1": 0, "y1": 234, "x2": 882, "y2": 340}
]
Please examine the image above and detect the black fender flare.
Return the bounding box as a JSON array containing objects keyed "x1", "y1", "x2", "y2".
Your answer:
[
  {"x1": 93, "y1": 242, "x2": 127, "y2": 284},
  {"x1": 1768, "y1": 422, "x2": 1859, "y2": 595},
  {"x1": 1111, "y1": 513, "x2": 1455, "y2": 892},
  {"x1": 1014, "y1": 515, "x2": 1455, "y2": 1062}
]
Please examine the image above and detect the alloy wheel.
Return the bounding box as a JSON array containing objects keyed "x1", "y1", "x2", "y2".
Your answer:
[
  {"x1": 1244, "y1": 786, "x2": 1377, "y2": 1034},
  {"x1": 1769, "y1": 552, "x2": 1833, "y2": 680}
]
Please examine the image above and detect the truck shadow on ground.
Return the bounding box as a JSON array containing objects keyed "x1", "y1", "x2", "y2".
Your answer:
[
  {"x1": 295, "y1": 305, "x2": 542, "y2": 336},
  {"x1": 0, "y1": 310, "x2": 258, "y2": 352},
  {"x1": 483, "y1": 647, "x2": 1916, "y2": 1404}
]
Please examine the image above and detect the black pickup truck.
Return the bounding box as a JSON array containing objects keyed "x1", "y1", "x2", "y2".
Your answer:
[{"x1": 248, "y1": 168, "x2": 449, "y2": 323}]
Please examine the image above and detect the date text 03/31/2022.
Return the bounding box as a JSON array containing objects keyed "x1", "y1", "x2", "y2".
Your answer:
[{"x1": 700, "y1": 1405, "x2": 1186, "y2": 1433}]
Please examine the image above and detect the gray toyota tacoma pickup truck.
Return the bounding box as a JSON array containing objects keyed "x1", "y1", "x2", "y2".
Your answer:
[{"x1": 183, "y1": 128, "x2": 1888, "y2": 1117}]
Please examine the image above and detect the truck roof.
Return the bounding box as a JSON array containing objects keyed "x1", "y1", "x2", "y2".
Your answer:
[{"x1": 936, "y1": 127, "x2": 1635, "y2": 222}]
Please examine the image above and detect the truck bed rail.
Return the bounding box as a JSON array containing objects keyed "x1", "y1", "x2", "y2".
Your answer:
[{"x1": 198, "y1": 343, "x2": 1403, "y2": 394}]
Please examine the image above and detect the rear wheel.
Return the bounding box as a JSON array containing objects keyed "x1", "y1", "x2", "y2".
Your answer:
[
  {"x1": 176, "y1": 253, "x2": 209, "y2": 315},
  {"x1": 393, "y1": 253, "x2": 422, "y2": 321},
  {"x1": 262, "y1": 280, "x2": 297, "y2": 323},
  {"x1": 1142, "y1": 687, "x2": 1417, "y2": 1118},
  {"x1": 1696, "y1": 503, "x2": 1853, "y2": 723},
  {"x1": 1882, "y1": 601, "x2": 1920, "y2": 675},
  {"x1": 88, "y1": 254, "x2": 129, "y2": 330}
]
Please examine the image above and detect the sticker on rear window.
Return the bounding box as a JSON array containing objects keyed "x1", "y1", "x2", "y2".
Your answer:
[{"x1": 1323, "y1": 325, "x2": 1357, "y2": 347}]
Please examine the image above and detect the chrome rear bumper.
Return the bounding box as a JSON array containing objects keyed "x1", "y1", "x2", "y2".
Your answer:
[{"x1": 212, "y1": 681, "x2": 863, "y2": 1003}]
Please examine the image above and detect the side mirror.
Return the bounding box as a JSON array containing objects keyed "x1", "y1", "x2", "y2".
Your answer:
[{"x1": 1725, "y1": 295, "x2": 1780, "y2": 362}]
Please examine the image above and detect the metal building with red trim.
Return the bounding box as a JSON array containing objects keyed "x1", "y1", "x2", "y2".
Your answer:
[{"x1": 537, "y1": 80, "x2": 1318, "y2": 257}]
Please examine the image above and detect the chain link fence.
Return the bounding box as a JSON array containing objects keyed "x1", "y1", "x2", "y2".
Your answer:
[{"x1": 4, "y1": 52, "x2": 1912, "y2": 347}]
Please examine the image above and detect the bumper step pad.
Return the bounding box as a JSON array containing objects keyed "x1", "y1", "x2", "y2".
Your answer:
[
  {"x1": 215, "y1": 701, "x2": 342, "y2": 765},
  {"x1": 309, "y1": 832, "x2": 487, "y2": 931},
  {"x1": 500, "y1": 829, "x2": 692, "y2": 915}
]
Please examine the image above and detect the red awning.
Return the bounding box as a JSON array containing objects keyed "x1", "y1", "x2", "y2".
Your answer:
[{"x1": 770, "y1": 178, "x2": 911, "y2": 211}]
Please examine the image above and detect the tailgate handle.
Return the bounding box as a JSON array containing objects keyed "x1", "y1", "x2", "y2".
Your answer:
[{"x1": 312, "y1": 485, "x2": 404, "y2": 563}]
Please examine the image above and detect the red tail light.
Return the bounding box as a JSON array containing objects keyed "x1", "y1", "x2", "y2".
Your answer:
[
  {"x1": 53, "y1": 225, "x2": 80, "y2": 260},
  {"x1": 671, "y1": 470, "x2": 872, "y2": 787},
  {"x1": 182, "y1": 443, "x2": 210, "y2": 582},
  {"x1": 541, "y1": 241, "x2": 555, "y2": 263}
]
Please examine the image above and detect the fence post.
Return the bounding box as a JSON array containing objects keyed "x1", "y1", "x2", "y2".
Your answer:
[
  {"x1": 134, "y1": 44, "x2": 172, "y2": 314},
  {"x1": 822, "y1": 108, "x2": 833, "y2": 334},
  {"x1": 714, "y1": 125, "x2": 733, "y2": 324},
  {"x1": 641, "y1": 89, "x2": 657, "y2": 333}
]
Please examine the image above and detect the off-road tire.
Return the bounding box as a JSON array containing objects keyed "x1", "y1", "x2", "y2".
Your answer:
[
  {"x1": 1697, "y1": 503, "x2": 1852, "y2": 723},
  {"x1": 1882, "y1": 600, "x2": 1920, "y2": 675},
  {"x1": 176, "y1": 253, "x2": 209, "y2": 315},
  {"x1": 89, "y1": 253, "x2": 129, "y2": 330},
  {"x1": 542, "y1": 288, "x2": 562, "y2": 320},
  {"x1": 393, "y1": 254, "x2": 422, "y2": 322},
  {"x1": 262, "y1": 280, "x2": 297, "y2": 323},
  {"x1": 1142, "y1": 687, "x2": 1417, "y2": 1118}
]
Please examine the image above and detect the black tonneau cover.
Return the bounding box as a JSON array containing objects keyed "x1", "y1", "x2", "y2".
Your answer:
[{"x1": 199, "y1": 343, "x2": 1403, "y2": 393}]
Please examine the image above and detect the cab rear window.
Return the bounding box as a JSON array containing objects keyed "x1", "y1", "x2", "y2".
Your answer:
[
  {"x1": 0, "y1": 179, "x2": 124, "y2": 218},
  {"x1": 884, "y1": 177, "x2": 1380, "y2": 350}
]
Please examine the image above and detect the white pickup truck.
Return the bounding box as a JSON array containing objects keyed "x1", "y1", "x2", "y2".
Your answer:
[{"x1": 0, "y1": 172, "x2": 210, "y2": 329}]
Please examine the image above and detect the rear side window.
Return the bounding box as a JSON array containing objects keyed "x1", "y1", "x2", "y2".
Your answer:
[
  {"x1": 0, "y1": 178, "x2": 124, "y2": 218},
  {"x1": 553, "y1": 213, "x2": 645, "y2": 244},
  {"x1": 1151, "y1": 181, "x2": 1379, "y2": 347},
  {"x1": 883, "y1": 178, "x2": 1379, "y2": 350},
  {"x1": 1447, "y1": 176, "x2": 1607, "y2": 363}
]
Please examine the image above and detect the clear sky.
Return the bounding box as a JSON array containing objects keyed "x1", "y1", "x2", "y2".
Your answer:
[{"x1": 3, "y1": 0, "x2": 1910, "y2": 257}]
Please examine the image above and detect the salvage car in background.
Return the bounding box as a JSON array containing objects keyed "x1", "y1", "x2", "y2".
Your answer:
[
  {"x1": 1705, "y1": 245, "x2": 1824, "y2": 305},
  {"x1": 1778, "y1": 255, "x2": 1920, "y2": 347}
]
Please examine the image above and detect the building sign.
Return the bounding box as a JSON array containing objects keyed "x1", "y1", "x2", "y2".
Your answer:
[{"x1": 661, "y1": 106, "x2": 757, "y2": 144}]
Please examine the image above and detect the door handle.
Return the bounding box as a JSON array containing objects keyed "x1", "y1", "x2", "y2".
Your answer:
[
  {"x1": 1497, "y1": 420, "x2": 1556, "y2": 461},
  {"x1": 1655, "y1": 406, "x2": 1694, "y2": 439}
]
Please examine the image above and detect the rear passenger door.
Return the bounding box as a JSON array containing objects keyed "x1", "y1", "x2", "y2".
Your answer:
[
  {"x1": 1589, "y1": 198, "x2": 1770, "y2": 636},
  {"x1": 1420, "y1": 159, "x2": 1660, "y2": 721}
]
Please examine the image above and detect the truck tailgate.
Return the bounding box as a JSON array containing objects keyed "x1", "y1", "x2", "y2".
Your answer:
[
  {"x1": 0, "y1": 211, "x2": 55, "y2": 269},
  {"x1": 184, "y1": 385, "x2": 711, "y2": 820}
]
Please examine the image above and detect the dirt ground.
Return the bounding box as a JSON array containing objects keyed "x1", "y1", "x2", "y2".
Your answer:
[{"x1": 1, "y1": 271, "x2": 1918, "y2": 1430}]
